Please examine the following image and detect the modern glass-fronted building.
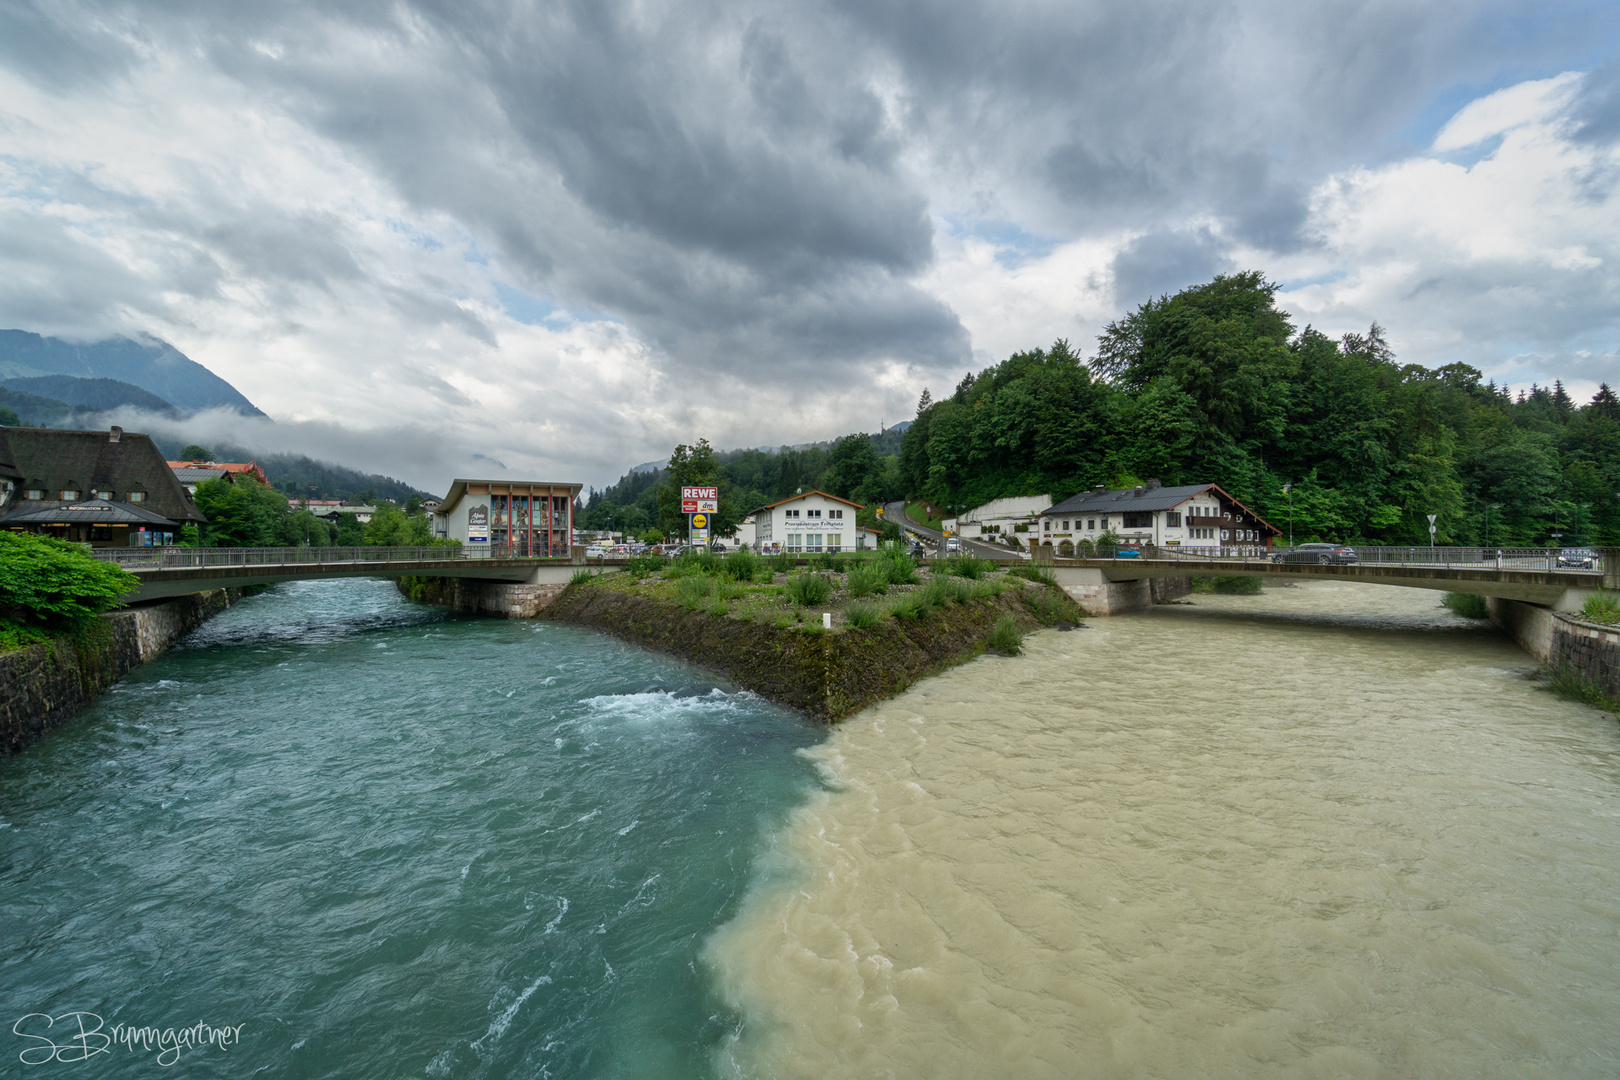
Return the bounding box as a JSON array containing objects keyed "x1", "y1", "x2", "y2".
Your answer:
[{"x1": 432, "y1": 479, "x2": 583, "y2": 556}]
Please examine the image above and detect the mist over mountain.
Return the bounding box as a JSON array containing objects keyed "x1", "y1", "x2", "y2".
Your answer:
[{"x1": 0, "y1": 330, "x2": 263, "y2": 416}]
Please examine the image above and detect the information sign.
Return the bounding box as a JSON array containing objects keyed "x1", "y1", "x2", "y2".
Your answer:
[
  {"x1": 681, "y1": 486, "x2": 719, "y2": 513},
  {"x1": 468, "y1": 504, "x2": 489, "y2": 542}
]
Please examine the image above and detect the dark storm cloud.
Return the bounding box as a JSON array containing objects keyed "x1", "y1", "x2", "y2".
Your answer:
[{"x1": 3, "y1": 0, "x2": 1617, "y2": 391}]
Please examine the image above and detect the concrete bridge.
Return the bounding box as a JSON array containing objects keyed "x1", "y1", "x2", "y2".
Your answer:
[
  {"x1": 96, "y1": 545, "x2": 592, "y2": 604},
  {"x1": 1038, "y1": 547, "x2": 1615, "y2": 616}
]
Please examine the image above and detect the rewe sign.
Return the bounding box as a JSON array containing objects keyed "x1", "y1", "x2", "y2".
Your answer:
[{"x1": 681, "y1": 486, "x2": 718, "y2": 513}]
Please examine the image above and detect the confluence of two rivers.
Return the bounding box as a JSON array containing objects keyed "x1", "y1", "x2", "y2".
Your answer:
[{"x1": 2, "y1": 578, "x2": 1617, "y2": 1078}]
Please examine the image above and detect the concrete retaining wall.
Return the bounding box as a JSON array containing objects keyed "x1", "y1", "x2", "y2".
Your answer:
[
  {"x1": 1488, "y1": 597, "x2": 1620, "y2": 698},
  {"x1": 398, "y1": 576, "x2": 568, "y2": 618},
  {"x1": 1, "y1": 591, "x2": 241, "y2": 755}
]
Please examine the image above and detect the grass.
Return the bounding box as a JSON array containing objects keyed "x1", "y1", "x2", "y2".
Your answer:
[
  {"x1": 1021, "y1": 586, "x2": 1074, "y2": 626},
  {"x1": 722, "y1": 546, "x2": 760, "y2": 581},
  {"x1": 675, "y1": 574, "x2": 715, "y2": 610},
  {"x1": 986, "y1": 615, "x2": 1024, "y2": 656},
  {"x1": 845, "y1": 601, "x2": 884, "y2": 629},
  {"x1": 945, "y1": 555, "x2": 992, "y2": 579},
  {"x1": 769, "y1": 551, "x2": 796, "y2": 575},
  {"x1": 1442, "y1": 591, "x2": 1491, "y2": 619},
  {"x1": 905, "y1": 501, "x2": 944, "y2": 530},
  {"x1": 1581, "y1": 590, "x2": 1620, "y2": 627},
  {"x1": 847, "y1": 565, "x2": 889, "y2": 597},
  {"x1": 569, "y1": 568, "x2": 599, "y2": 586},
  {"x1": 1191, "y1": 576, "x2": 1263, "y2": 595},
  {"x1": 785, "y1": 572, "x2": 834, "y2": 607},
  {"x1": 1537, "y1": 666, "x2": 1620, "y2": 713},
  {"x1": 0, "y1": 620, "x2": 51, "y2": 653},
  {"x1": 877, "y1": 551, "x2": 920, "y2": 586},
  {"x1": 1008, "y1": 563, "x2": 1057, "y2": 587}
]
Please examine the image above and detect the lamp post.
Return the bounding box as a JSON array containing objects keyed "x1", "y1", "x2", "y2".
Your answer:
[
  {"x1": 1485, "y1": 502, "x2": 1501, "y2": 547},
  {"x1": 1282, "y1": 482, "x2": 1293, "y2": 549}
]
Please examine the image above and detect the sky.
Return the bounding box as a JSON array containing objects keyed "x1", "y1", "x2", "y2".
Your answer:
[{"x1": 2, "y1": 1, "x2": 1618, "y2": 491}]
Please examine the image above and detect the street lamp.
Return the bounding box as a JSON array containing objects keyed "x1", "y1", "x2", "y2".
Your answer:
[{"x1": 1282, "y1": 482, "x2": 1293, "y2": 549}]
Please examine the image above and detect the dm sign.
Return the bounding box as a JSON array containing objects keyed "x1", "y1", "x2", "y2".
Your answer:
[{"x1": 468, "y1": 504, "x2": 489, "y2": 542}]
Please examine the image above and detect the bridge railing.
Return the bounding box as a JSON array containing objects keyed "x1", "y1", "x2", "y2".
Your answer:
[
  {"x1": 1048, "y1": 543, "x2": 1605, "y2": 574},
  {"x1": 88, "y1": 545, "x2": 526, "y2": 570}
]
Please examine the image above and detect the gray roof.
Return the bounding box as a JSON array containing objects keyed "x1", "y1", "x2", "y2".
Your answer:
[
  {"x1": 1, "y1": 498, "x2": 180, "y2": 527},
  {"x1": 172, "y1": 467, "x2": 228, "y2": 483},
  {"x1": 1045, "y1": 483, "x2": 1215, "y2": 516},
  {"x1": 0, "y1": 425, "x2": 207, "y2": 525}
]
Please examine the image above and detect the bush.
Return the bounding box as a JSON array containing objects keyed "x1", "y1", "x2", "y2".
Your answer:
[
  {"x1": 1191, "y1": 576, "x2": 1263, "y2": 595},
  {"x1": 0, "y1": 533, "x2": 137, "y2": 630},
  {"x1": 970, "y1": 578, "x2": 1006, "y2": 600},
  {"x1": 1580, "y1": 590, "x2": 1619, "y2": 626},
  {"x1": 769, "y1": 550, "x2": 796, "y2": 575},
  {"x1": 785, "y1": 572, "x2": 834, "y2": 607},
  {"x1": 847, "y1": 565, "x2": 889, "y2": 597},
  {"x1": 877, "y1": 550, "x2": 919, "y2": 586},
  {"x1": 948, "y1": 555, "x2": 991, "y2": 579},
  {"x1": 676, "y1": 574, "x2": 715, "y2": 610},
  {"x1": 1009, "y1": 563, "x2": 1057, "y2": 587},
  {"x1": 723, "y1": 546, "x2": 760, "y2": 581},
  {"x1": 1442, "y1": 591, "x2": 1491, "y2": 619},
  {"x1": 986, "y1": 615, "x2": 1024, "y2": 656},
  {"x1": 1020, "y1": 586, "x2": 1074, "y2": 626},
  {"x1": 695, "y1": 548, "x2": 723, "y2": 574},
  {"x1": 923, "y1": 576, "x2": 972, "y2": 606},
  {"x1": 569, "y1": 568, "x2": 598, "y2": 586},
  {"x1": 889, "y1": 593, "x2": 928, "y2": 620},
  {"x1": 817, "y1": 550, "x2": 839, "y2": 571},
  {"x1": 623, "y1": 554, "x2": 666, "y2": 579},
  {"x1": 845, "y1": 601, "x2": 884, "y2": 629}
]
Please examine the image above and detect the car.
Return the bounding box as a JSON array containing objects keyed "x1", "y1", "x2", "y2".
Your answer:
[
  {"x1": 1557, "y1": 547, "x2": 1595, "y2": 569},
  {"x1": 1272, "y1": 542, "x2": 1358, "y2": 565},
  {"x1": 945, "y1": 537, "x2": 961, "y2": 553},
  {"x1": 1114, "y1": 547, "x2": 1141, "y2": 559}
]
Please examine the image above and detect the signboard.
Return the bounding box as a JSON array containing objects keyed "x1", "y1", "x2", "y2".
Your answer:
[
  {"x1": 690, "y1": 512, "x2": 708, "y2": 531},
  {"x1": 681, "y1": 486, "x2": 718, "y2": 513},
  {"x1": 468, "y1": 504, "x2": 489, "y2": 542},
  {"x1": 690, "y1": 527, "x2": 710, "y2": 542}
]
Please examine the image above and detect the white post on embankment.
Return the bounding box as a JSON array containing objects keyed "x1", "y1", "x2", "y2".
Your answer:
[{"x1": 823, "y1": 612, "x2": 832, "y2": 629}]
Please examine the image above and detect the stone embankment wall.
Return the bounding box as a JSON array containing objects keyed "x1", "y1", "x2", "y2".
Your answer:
[
  {"x1": 397, "y1": 576, "x2": 566, "y2": 618},
  {"x1": 1, "y1": 590, "x2": 241, "y2": 755},
  {"x1": 1488, "y1": 597, "x2": 1620, "y2": 699},
  {"x1": 543, "y1": 584, "x2": 1079, "y2": 723},
  {"x1": 1057, "y1": 574, "x2": 1191, "y2": 615}
]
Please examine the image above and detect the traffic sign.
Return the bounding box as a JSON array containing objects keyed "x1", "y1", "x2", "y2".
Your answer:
[{"x1": 691, "y1": 512, "x2": 708, "y2": 530}]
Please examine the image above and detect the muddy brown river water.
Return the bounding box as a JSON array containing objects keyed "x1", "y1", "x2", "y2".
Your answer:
[{"x1": 706, "y1": 581, "x2": 1620, "y2": 1079}]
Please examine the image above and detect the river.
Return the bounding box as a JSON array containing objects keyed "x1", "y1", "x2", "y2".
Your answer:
[{"x1": 3, "y1": 579, "x2": 1618, "y2": 1078}]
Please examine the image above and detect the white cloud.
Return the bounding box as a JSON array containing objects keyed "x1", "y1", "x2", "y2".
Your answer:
[{"x1": 1431, "y1": 72, "x2": 1582, "y2": 152}]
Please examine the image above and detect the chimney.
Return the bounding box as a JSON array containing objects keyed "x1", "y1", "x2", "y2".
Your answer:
[
  {"x1": 108, "y1": 426, "x2": 122, "y2": 443},
  {"x1": 1133, "y1": 486, "x2": 1145, "y2": 497},
  {"x1": 1093, "y1": 484, "x2": 1105, "y2": 494},
  {"x1": 1146, "y1": 478, "x2": 1161, "y2": 490}
]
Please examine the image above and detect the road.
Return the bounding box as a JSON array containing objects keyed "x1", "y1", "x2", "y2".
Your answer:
[{"x1": 883, "y1": 501, "x2": 1026, "y2": 562}]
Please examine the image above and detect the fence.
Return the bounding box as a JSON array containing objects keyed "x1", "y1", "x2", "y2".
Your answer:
[
  {"x1": 89, "y1": 544, "x2": 537, "y2": 570},
  {"x1": 1046, "y1": 543, "x2": 1608, "y2": 574}
]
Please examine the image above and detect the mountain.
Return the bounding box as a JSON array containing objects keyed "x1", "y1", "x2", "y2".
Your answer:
[
  {"x1": 149, "y1": 436, "x2": 436, "y2": 503},
  {"x1": 0, "y1": 330, "x2": 265, "y2": 416},
  {"x1": 1, "y1": 374, "x2": 180, "y2": 415},
  {"x1": 0, "y1": 386, "x2": 74, "y2": 426}
]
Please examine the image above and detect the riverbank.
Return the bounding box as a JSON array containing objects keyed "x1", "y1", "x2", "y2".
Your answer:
[
  {"x1": 0, "y1": 589, "x2": 245, "y2": 754},
  {"x1": 543, "y1": 564, "x2": 1084, "y2": 723}
]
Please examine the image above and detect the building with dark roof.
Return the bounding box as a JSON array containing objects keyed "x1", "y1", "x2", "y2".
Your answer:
[
  {"x1": 1038, "y1": 480, "x2": 1279, "y2": 555},
  {"x1": 0, "y1": 425, "x2": 207, "y2": 546}
]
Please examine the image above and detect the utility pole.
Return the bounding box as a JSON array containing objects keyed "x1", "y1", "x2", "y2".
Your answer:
[{"x1": 1282, "y1": 482, "x2": 1294, "y2": 548}]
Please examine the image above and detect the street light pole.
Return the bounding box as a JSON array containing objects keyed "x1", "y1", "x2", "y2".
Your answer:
[{"x1": 1282, "y1": 482, "x2": 1293, "y2": 549}]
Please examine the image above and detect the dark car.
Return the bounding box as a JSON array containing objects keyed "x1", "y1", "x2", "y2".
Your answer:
[
  {"x1": 1557, "y1": 547, "x2": 1595, "y2": 569},
  {"x1": 1273, "y1": 542, "x2": 1358, "y2": 565}
]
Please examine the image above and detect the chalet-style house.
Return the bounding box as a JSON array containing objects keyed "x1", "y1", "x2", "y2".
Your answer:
[
  {"x1": 1038, "y1": 481, "x2": 1279, "y2": 555},
  {"x1": 1, "y1": 425, "x2": 208, "y2": 546},
  {"x1": 750, "y1": 490, "x2": 862, "y2": 554}
]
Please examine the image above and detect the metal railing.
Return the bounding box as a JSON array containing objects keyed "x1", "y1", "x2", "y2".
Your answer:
[
  {"x1": 88, "y1": 545, "x2": 574, "y2": 571},
  {"x1": 1041, "y1": 543, "x2": 1608, "y2": 574}
]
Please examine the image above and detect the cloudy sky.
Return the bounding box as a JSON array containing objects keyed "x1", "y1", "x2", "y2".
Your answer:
[{"x1": 2, "y1": 1, "x2": 1618, "y2": 489}]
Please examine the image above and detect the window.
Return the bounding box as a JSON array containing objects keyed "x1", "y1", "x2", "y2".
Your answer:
[
  {"x1": 1062, "y1": 520, "x2": 1069, "y2": 530},
  {"x1": 1044, "y1": 520, "x2": 1050, "y2": 531},
  {"x1": 128, "y1": 491, "x2": 146, "y2": 503},
  {"x1": 785, "y1": 508, "x2": 799, "y2": 518},
  {"x1": 60, "y1": 489, "x2": 79, "y2": 501},
  {"x1": 1123, "y1": 512, "x2": 1152, "y2": 528},
  {"x1": 807, "y1": 533, "x2": 823, "y2": 552},
  {"x1": 25, "y1": 488, "x2": 43, "y2": 500},
  {"x1": 1166, "y1": 512, "x2": 1181, "y2": 528},
  {"x1": 787, "y1": 533, "x2": 802, "y2": 551},
  {"x1": 94, "y1": 489, "x2": 113, "y2": 501},
  {"x1": 807, "y1": 509, "x2": 822, "y2": 518},
  {"x1": 1222, "y1": 529, "x2": 1230, "y2": 540},
  {"x1": 1087, "y1": 519, "x2": 1095, "y2": 530},
  {"x1": 829, "y1": 509, "x2": 843, "y2": 519}
]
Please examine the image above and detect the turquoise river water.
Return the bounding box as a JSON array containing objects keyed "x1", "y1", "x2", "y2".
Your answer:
[{"x1": 3, "y1": 577, "x2": 1619, "y2": 1078}]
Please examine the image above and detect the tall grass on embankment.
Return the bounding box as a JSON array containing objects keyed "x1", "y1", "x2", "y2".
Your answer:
[{"x1": 1441, "y1": 592, "x2": 1491, "y2": 619}]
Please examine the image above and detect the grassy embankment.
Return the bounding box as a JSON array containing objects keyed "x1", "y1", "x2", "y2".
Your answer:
[
  {"x1": 550, "y1": 548, "x2": 1083, "y2": 722},
  {"x1": 904, "y1": 501, "x2": 944, "y2": 531}
]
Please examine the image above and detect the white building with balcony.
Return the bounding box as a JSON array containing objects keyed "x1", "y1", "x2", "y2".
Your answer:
[{"x1": 1038, "y1": 480, "x2": 1279, "y2": 555}]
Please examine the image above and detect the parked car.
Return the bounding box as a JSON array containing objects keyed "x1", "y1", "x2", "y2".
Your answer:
[
  {"x1": 1114, "y1": 547, "x2": 1141, "y2": 559},
  {"x1": 945, "y1": 537, "x2": 961, "y2": 553},
  {"x1": 1557, "y1": 547, "x2": 1596, "y2": 569},
  {"x1": 1273, "y1": 542, "x2": 1358, "y2": 565}
]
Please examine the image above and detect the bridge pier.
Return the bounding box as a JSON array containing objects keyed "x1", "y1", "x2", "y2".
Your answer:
[{"x1": 1051, "y1": 568, "x2": 1190, "y2": 615}]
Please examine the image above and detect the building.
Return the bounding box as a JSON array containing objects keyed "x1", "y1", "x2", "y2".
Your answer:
[
  {"x1": 433, "y1": 479, "x2": 583, "y2": 556},
  {"x1": 1, "y1": 425, "x2": 208, "y2": 546},
  {"x1": 954, "y1": 494, "x2": 1052, "y2": 546},
  {"x1": 311, "y1": 504, "x2": 376, "y2": 524},
  {"x1": 857, "y1": 526, "x2": 883, "y2": 550},
  {"x1": 166, "y1": 459, "x2": 271, "y2": 486},
  {"x1": 170, "y1": 465, "x2": 229, "y2": 495},
  {"x1": 750, "y1": 491, "x2": 861, "y2": 554},
  {"x1": 1038, "y1": 481, "x2": 1279, "y2": 555}
]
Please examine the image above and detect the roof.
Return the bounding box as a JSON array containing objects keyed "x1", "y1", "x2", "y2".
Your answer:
[
  {"x1": 751, "y1": 489, "x2": 865, "y2": 515},
  {"x1": 435, "y1": 479, "x2": 585, "y2": 517},
  {"x1": 171, "y1": 467, "x2": 227, "y2": 483},
  {"x1": 167, "y1": 460, "x2": 270, "y2": 484},
  {"x1": 1, "y1": 498, "x2": 180, "y2": 527},
  {"x1": 0, "y1": 425, "x2": 206, "y2": 525},
  {"x1": 1045, "y1": 482, "x2": 1280, "y2": 534}
]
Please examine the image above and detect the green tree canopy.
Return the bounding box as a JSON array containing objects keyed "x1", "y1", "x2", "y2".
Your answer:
[{"x1": 0, "y1": 532, "x2": 137, "y2": 628}]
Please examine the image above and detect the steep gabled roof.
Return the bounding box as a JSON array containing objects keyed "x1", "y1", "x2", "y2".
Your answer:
[
  {"x1": 0, "y1": 425, "x2": 206, "y2": 524},
  {"x1": 1045, "y1": 482, "x2": 1279, "y2": 534},
  {"x1": 750, "y1": 489, "x2": 864, "y2": 515}
]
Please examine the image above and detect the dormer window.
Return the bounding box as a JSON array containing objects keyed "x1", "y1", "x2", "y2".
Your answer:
[
  {"x1": 60, "y1": 489, "x2": 80, "y2": 501},
  {"x1": 25, "y1": 488, "x2": 44, "y2": 500},
  {"x1": 94, "y1": 489, "x2": 113, "y2": 501},
  {"x1": 128, "y1": 491, "x2": 146, "y2": 503}
]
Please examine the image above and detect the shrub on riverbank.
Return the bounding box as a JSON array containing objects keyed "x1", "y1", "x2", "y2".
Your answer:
[
  {"x1": 986, "y1": 615, "x2": 1024, "y2": 655},
  {"x1": 0, "y1": 533, "x2": 137, "y2": 652},
  {"x1": 786, "y1": 572, "x2": 834, "y2": 607},
  {"x1": 1536, "y1": 665, "x2": 1620, "y2": 712},
  {"x1": 1192, "y1": 576, "x2": 1263, "y2": 595},
  {"x1": 1442, "y1": 592, "x2": 1491, "y2": 619},
  {"x1": 1581, "y1": 590, "x2": 1620, "y2": 627}
]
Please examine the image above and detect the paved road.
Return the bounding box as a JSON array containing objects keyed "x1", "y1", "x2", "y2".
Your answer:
[{"x1": 884, "y1": 501, "x2": 1025, "y2": 561}]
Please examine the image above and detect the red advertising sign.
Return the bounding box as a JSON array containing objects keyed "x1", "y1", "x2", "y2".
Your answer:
[{"x1": 681, "y1": 486, "x2": 718, "y2": 500}]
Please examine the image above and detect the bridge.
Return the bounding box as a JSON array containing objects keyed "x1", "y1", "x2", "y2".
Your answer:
[
  {"x1": 1035, "y1": 545, "x2": 1615, "y2": 616},
  {"x1": 94, "y1": 545, "x2": 592, "y2": 603}
]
